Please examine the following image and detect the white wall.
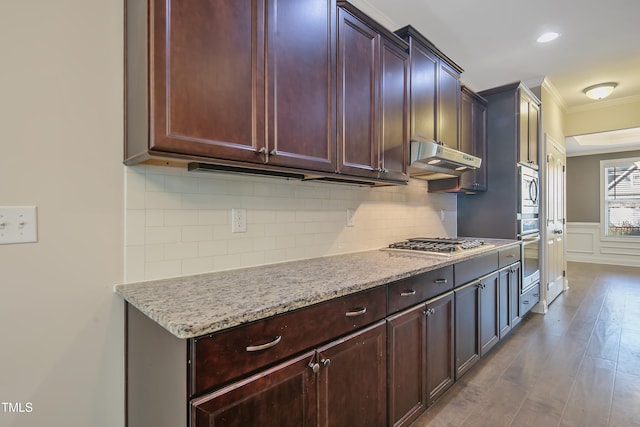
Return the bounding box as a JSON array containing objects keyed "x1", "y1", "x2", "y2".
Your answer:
[
  {"x1": 0, "y1": 2, "x2": 124, "y2": 426},
  {"x1": 125, "y1": 166, "x2": 457, "y2": 282},
  {"x1": 567, "y1": 223, "x2": 640, "y2": 267}
]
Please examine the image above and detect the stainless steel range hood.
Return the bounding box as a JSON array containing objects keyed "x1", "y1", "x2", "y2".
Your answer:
[{"x1": 408, "y1": 139, "x2": 481, "y2": 180}]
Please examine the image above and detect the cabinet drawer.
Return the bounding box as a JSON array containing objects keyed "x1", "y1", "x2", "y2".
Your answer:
[
  {"x1": 387, "y1": 265, "x2": 454, "y2": 314},
  {"x1": 499, "y1": 245, "x2": 521, "y2": 268},
  {"x1": 520, "y1": 283, "x2": 540, "y2": 315},
  {"x1": 454, "y1": 252, "x2": 499, "y2": 287},
  {"x1": 189, "y1": 286, "x2": 386, "y2": 396}
]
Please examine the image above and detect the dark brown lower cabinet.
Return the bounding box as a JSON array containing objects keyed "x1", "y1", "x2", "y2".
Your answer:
[
  {"x1": 426, "y1": 292, "x2": 455, "y2": 403},
  {"x1": 456, "y1": 269, "x2": 508, "y2": 379},
  {"x1": 387, "y1": 304, "x2": 426, "y2": 427},
  {"x1": 479, "y1": 272, "x2": 500, "y2": 356},
  {"x1": 318, "y1": 321, "x2": 387, "y2": 427},
  {"x1": 498, "y1": 262, "x2": 522, "y2": 339},
  {"x1": 455, "y1": 281, "x2": 480, "y2": 379},
  {"x1": 387, "y1": 292, "x2": 454, "y2": 427},
  {"x1": 190, "y1": 351, "x2": 317, "y2": 427},
  {"x1": 191, "y1": 321, "x2": 386, "y2": 427}
]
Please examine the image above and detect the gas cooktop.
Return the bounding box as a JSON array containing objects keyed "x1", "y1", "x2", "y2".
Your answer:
[{"x1": 384, "y1": 237, "x2": 493, "y2": 257}]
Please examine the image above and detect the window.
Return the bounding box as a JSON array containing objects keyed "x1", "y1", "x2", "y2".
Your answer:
[{"x1": 601, "y1": 157, "x2": 640, "y2": 237}]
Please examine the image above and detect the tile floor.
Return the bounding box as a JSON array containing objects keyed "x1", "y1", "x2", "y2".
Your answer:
[{"x1": 411, "y1": 262, "x2": 640, "y2": 427}]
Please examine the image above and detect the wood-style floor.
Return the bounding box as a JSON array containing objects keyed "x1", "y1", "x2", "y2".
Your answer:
[{"x1": 411, "y1": 262, "x2": 640, "y2": 427}]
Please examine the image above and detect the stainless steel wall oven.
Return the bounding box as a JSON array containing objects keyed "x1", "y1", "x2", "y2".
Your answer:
[{"x1": 518, "y1": 164, "x2": 540, "y2": 293}]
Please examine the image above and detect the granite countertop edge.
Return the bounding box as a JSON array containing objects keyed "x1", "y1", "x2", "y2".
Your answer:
[{"x1": 115, "y1": 239, "x2": 519, "y2": 339}]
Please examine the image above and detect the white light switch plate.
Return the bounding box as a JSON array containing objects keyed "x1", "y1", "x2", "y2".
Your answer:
[{"x1": 0, "y1": 206, "x2": 38, "y2": 244}]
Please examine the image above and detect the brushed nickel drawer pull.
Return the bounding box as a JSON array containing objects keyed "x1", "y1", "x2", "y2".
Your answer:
[
  {"x1": 246, "y1": 335, "x2": 282, "y2": 352},
  {"x1": 345, "y1": 307, "x2": 367, "y2": 317},
  {"x1": 434, "y1": 278, "x2": 448, "y2": 284},
  {"x1": 401, "y1": 290, "x2": 417, "y2": 297}
]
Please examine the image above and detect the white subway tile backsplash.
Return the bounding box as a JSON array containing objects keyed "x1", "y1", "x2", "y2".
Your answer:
[
  {"x1": 145, "y1": 226, "x2": 181, "y2": 245},
  {"x1": 164, "y1": 242, "x2": 199, "y2": 260},
  {"x1": 164, "y1": 175, "x2": 199, "y2": 193},
  {"x1": 145, "y1": 260, "x2": 181, "y2": 280},
  {"x1": 145, "y1": 210, "x2": 165, "y2": 227},
  {"x1": 124, "y1": 164, "x2": 457, "y2": 282},
  {"x1": 126, "y1": 210, "x2": 145, "y2": 246},
  {"x1": 182, "y1": 257, "x2": 214, "y2": 275},
  {"x1": 145, "y1": 191, "x2": 182, "y2": 209},
  {"x1": 197, "y1": 210, "x2": 228, "y2": 225},
  {"x1": 145, "y1": 174, "x2": 166, "y2": 192},
  {"x1": 198, "y1": 240, "x2": 228, "y2": 257},
  {"x1": 164, "y1": 210, "x2": 199, "y2": 226},
  {"x1": 124, "y1": 245, "x2": 145, "y2": 283},
  {"x1": 145, "y1": 244, "x2": 165, "y2": 262},
  {"x1": 181, "y1": 225, "x2": 214, "y2": 242}
]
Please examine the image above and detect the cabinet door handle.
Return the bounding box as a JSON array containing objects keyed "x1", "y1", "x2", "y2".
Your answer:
[
  {"x1": 400, "y1": 290, "x2": 417, "y2": 297},
  {"x1": 256, "y1": 147, "x2": 266, "y2": 154},
  {"x1": 533, "y1": 293, "x2": 539, "y2": 298},
  {"x1": 506, "y1": 254, "x2": 515, "y2": 259},
  {"x1": 345, "y1": 307, "x2": 367, "y2": 317},
  {"x1": 321, "y1": 358, "x2": 331, "y2": 368},
  {"x1": 434, "y1": 278, "x2": 448, "y2": 284},
  {"x1": 245, "y1": 335, "x2": 282, "y2": 352},
  {"x1": 309, "y1": 362, "x2": 320, "y2": 374},
  {"x1": 269, "y1": 149, "x2": 278, "y2": 156},
  {"x1": 424, "y1": 308, "x2": 435, "y2": 316},
  {"x1": 523, "y1": 300, "x2": 530, "y2": 305}
]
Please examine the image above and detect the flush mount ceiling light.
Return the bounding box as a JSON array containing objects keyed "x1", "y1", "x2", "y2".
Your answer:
[
  {"x1": 536, "y1": 31, "x2": 560, "y2": 43},
  {"x1": 583, "y1": 82, "x2": 618, "y2": 100}
]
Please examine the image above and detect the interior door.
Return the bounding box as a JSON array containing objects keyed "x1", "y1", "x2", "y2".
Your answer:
[{"x1": 545, "y1": 138, "x2": 566, "y2": 304}]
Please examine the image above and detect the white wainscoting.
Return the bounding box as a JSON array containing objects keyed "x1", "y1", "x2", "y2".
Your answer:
[{"x1": 567, "y1": 222, "x2": 640, "y2": 267}]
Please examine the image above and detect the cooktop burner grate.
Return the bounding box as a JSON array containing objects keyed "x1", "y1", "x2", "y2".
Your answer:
[{"x1": 385, "y1": 237, "x2": 491, "y2": 256}]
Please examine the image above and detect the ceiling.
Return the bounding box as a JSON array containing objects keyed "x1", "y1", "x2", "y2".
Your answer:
[{"x1": 356, "y1": 0, "x2": 640, "y2": 154}]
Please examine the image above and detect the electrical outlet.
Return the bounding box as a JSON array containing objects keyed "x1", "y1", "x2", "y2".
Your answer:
[
  {"x1": 0, "y1": 206, "x2": 38, "y2": 244},
  {"x1": 231, "y1": 208, "x2": 247, "y2": 233},
  {"x1": 346, "y1": 209, "x2": 355, "y2": 227}
]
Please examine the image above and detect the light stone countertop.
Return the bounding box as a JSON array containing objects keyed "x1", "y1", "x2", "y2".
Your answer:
[{"x1": 115, "y1": 239, "x2": 519, "y2": 339}]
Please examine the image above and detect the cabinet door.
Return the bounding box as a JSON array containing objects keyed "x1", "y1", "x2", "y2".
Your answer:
[
  {"x1": 459, "y1": 89, "x2": 487, "y2": 192},
  {"x1": 379, "y1": 37, "x2": 409, "y2": 182},
  {"x1": 519, "y1": 93, "x2": 529, "y2": 165},
  {"x1": 528, "y1": 101, "x2": 540, "y2": 166},
  {"x1": 479, "y1": 272, "x2": 500, "y2": 356},
  {"x1": 408, "y1": 42, "x2": 438, "y2": 143},
  {"x1": 190, "y1": 351, "x2": 316, "y2": 427},
  {"x1": 455, "y1": 282, "x2": 480, "y2": 379},
  {"x1": 459, "y1": 90, "x2": 474, "y2": 190},
  {"x1": 151, "y1": 0, "x2": 266, "y2": 163},
  {"x1": 337, "y1": 8, "x2": 379, "y2": 178},
  {"x1": 425, "y1": 292, "x2": 455, "y2": 404},
  {"x1": 472, "y1": 97, "x2": 487, "y2": 190},
  {"x1": 317, "y1": 321, "x2": 387, "y2": 427},
  {"x1": 437, "y1": 61, "x2": 460, "y2": 149},
  {"x1": 510, "y1": 263, "x2": 522, "y2": 328},
  {"x1": 387, "y1": 305, "x2": 427, "y2": 427},
  {"x1": 498, "y1": 268, "x2": 511, "y2": 338},
  {"x1": 266, "y1": 0, "x2": 336, "y2": 172}
]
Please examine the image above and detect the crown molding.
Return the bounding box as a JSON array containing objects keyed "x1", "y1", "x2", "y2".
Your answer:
[
  {"x1": 523, "y1": 76, "x2": 568, "y2": 111},
  {"x1": 566, "y1": 94, "x2": 640, "y2": 114}
]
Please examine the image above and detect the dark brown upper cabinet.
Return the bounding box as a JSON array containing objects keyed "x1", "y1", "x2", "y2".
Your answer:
[
  {"x1": 395, "y1": 26, "x2": 463, "y2": 150},
  {"x1": 336, "y1": 2, "x2": 409, "y2": 183},
  {"x1": 459, "y1": 87, "x2": 488, "y2": 191},
  {"x1": 427, "y1": 86, "x2": 487, "y2": 194},
  {"x1": 126, "y1": 0, "x2": 337, "y2": 174},
  {"x1": 519, "y1": 90, "x2": 540, "y2": 167}
]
